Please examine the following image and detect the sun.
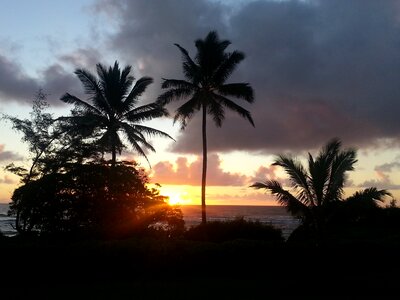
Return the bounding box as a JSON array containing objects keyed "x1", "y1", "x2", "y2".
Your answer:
[{"x1": 167, "y1": 193, "x2": 182, "y2": 205}]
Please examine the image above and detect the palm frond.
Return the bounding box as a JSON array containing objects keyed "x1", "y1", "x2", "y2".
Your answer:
[
  {"x1": 217, "y1": 83, "x2": 254, "y2": 103},
  {"x1": 60, "y1": 93, "x2": 102, "y2": 116},
  {"x1": 157, "y1": 87, "x2": 194, "y2": 106},
  {"x1": 324, "y1": 149, "x2": 357, "y2": 203},
  {"x1": 125, "y1": 123, "x2": 174, "y2": 141},
  {"x1": 173, "y1": 95, "x2": 201, "y2": 129},
  {"x1": 74, "y1": 68, "x2": 110, "y2": 114},
  {"x1": 213, "y1": 51, "x2": 245, "y2": 84},
  {"x1": 347, "y1": 188, "x2": 392, "y2": 204},
  {"x1": 207, "y1": 99, "x2": 225, "y2": 127},
  {"x1": 120, "y1": 123, "x2": 156, "y2": 166},
  {"x1": 161, "y1": 79, "x2": 196, "y2": 90},
  {"x1": 214, "y1": 94, "x2": 255, "y2": 127},
  {"x1": 125, "y1": 102, "x2": 169, "y2": 123},
  {"x1": 251, "y1": 180, "x2": 309, "y2": 217},
  {"x1": 273, "y1": 155, "x2": 314, "y2": 206},
  {"x1": 308, "y1": 151, "x2": 331, "y2": 206},
  {"x1": 123, "y1": 77, "x2": 153, "y2": 111},
  {"x1": 174, "y1": 43, "x2": 200, "y2": 82}
]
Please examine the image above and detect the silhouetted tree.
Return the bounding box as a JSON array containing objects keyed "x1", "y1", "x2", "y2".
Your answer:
[
  {"x1": 251, "y1": 139, "x2": 391, "y2": 241},
  {"x1": 61, "y1": 61, "x2": 172, "y2": 166},
  {"x1": 158, "y1": 31, "x2": 255, "y2": 223},
  {"x1": 9, "y1": 161, "x2": 184, "y2": 238},
  {"x1": 3, "y1": 91, "x2": 100, "y2": 232}
]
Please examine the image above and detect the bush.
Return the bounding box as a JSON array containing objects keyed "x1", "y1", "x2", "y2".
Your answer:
[{"x1": 184, "y1": 217, "x2": 284, "y2": 243}]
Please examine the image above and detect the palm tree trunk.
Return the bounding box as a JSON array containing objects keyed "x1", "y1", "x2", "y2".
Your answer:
[
  {"x1": 111, "y1": 145, "x2": 116, "y2": 167},
  {"x1": 201, "y1": 104, "x2": 207, "y2": 224}
]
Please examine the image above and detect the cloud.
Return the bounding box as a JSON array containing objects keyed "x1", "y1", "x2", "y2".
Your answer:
[
  {"x1": 375, "y1": 162, "x2": 400, "y2": 173},
  {"x1": 94, "y1": 0, "x2": 400, "y2": 153},
  {"x1": 151, "y1": 153, "x2": 288, "y2": 188},
  {"x1": 152, "y1": 154, "x2": 248, "y2": 186},
  {"x1": 359, "y1": 170, "x2": 400, "y2": 190},
  {"x1": 0, "y1": 145, "x2": 23, "y2": 162},
  {"x1": 0, "y1": 175, "x2": 17, "y2": 185},
  {"x1": 0, "y1": 54, "x2": 39, "y2": 102},
  {"x1": 0, "y1": 46, "x2": 103, "y2": 106}
]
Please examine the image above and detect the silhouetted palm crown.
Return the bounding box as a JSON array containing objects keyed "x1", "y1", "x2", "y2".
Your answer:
[
  {"x1": 61, "y1": 61, "x2": 171, "y2": 164},
  {"x1": 157, "y1": 31, "x2": 254, "y2": 128},
  {"x1": 251, "y1": 139, "x2": 390, "y2": 226}
]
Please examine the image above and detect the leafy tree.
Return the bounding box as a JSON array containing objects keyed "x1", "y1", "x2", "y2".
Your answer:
[
  {"x1": 158, "y1": 31, "x2": 255, "y2": 223},
  {"x1": 3, "y1": 91, "x2": 101, "y2": 232},
  {"x1": 251, "y1": 139, "x2": 391, "y2": 241},
  {"x1": 60, "y1": 61, "x2": 172, "y2": 166},
  {"x1": 9, "y1": 161, "x2": 184, "y2": 238}
]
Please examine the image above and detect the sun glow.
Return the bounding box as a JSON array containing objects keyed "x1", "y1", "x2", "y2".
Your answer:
[
  {"x1": 167, "y1": 193, "x2": 183, "y2": 205},
  {"x1": 155, "y1": 185, "x2": 195, "y2": 205}
]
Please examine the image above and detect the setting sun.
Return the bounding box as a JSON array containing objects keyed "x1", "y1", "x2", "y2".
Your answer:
[
  {"x1": 166, "y1": 193, "x2": 182, "y2": 205},
  {"x1": 156, "y1": 185, "x2": 195, "y2": 206}
]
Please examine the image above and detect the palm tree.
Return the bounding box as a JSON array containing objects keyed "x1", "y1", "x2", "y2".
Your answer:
[
  {"x1": 60, "y1": 61, "x2": 172, "y2": 166},
  {"x1": 251, "y1": 138, "x2": 391, "y2": 240},
  {"x1": 157, "y1": 31, "x2": 255, "y2": 224}
]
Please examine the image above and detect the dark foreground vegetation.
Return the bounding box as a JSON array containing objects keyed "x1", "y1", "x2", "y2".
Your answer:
[{"x1": 2, "y1": 209, "x2": 400, "y2": 299}]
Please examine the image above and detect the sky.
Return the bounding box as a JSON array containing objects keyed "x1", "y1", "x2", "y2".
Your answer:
[{"x1": 0, "y1": 0, "x2": 399, "y2": 206}]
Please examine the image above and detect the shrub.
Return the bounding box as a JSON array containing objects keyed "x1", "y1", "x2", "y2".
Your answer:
[{"x1": 184, "y1": 217, "x2": 284, "y2": 243}]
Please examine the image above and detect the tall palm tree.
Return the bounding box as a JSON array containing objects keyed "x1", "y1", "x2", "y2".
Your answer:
[
  {"x1": 157, "y1": 31, "x2": 255, "y2": 224},
  {"x1": 60, "y1": 61, "x2": 172, "y2": 166},
  {"x1": 251, "y1": 138, "x2": 391, "y2": 239}
]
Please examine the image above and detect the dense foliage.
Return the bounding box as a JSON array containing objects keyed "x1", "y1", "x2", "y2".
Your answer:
[{"x1": 9, "y1": 161, "x2": 184, "y2": 238}]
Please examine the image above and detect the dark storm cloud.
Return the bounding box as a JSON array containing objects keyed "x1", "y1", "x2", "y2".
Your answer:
[
  {"x1": 95, "y1": 0, "x2": 229, "y2": 102},
  {"x1": 95, "y1": 0, "x2": 400, "y2": 154},
  {"x1": 0, "y1": 47, "x2": 102, "y2": 105},
  {"x1": 0, "y1": 54, "x2": 39, "y2": 102}
]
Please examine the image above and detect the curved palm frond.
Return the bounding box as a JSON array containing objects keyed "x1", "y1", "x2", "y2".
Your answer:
[
  {"x1": 125, "y1": 123, "x2": 174, "y2": 141},
  {"x1": 308, "y1": 152, "x2": 331, "y2": 206},
  {"x1": 174, "y1": 43, "x2": 200, "y2": 83},
  {"x1": 217, "y1": 83, "x2": 254, "y2": 103},
  {"x1": 214, "y1": 94, "x2": 255, "y2": 127},
  {"x1": 161, "y1": 79, "x2": 197, "y2": 90},
  {"x1": 173, "y1": 95, "x2": 201, "y2": 129},
  {"x1": 60, "y1": 93, "x2": 103, "y2": 116},
  {"x1": 124, "y1": 103, "x2": 168, "y2": 123},
  {"x1": 74, "y1": 69, "x2": 110, "y2": 114},
  {"x1": 324, "y1": 149, "x2": 357, "y2": 203},
  {"x1": 213, "y1": 51, "x2": 245, "y2": 85},
  {"x1": 347, "y1": 188, "x2": 392, "y2": 204},
  {"x1": 207, "y1": 98, "x2": 225, "y2": 127},
  {"x1": 119, "y1": 65, "x2": 135, "y2": 98},
  {"x1": 157, "y1": 86, "x2": 194, "y2": 106},
  {"x1": 123, "y1": 77, "x2": 153, "y2": 111},
  {"x1": 251, "y1": 180, "x2": 309, "y2": 217},
  {"x1": 273, "y1": 155, "x2": 314, "y2": 206}
]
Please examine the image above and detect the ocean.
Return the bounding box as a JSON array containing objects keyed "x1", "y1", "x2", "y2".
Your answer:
[
  {"x1": 0, "y1": 203, "x2": 16, "y2": 237},
  {"x1": 0, "y1": 204, "x2": 300, "y2": 239}
]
